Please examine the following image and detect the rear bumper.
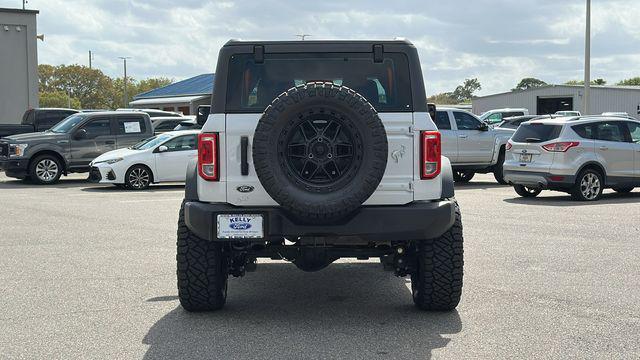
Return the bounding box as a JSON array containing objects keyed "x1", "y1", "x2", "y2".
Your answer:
[
  {"x1": 0, "y1": 158, "x2": 29, "y2": 178},
  {"x1": 184, "y1": 200, "x2": 456, "y2": 242},
  {"x1": 504, "y1": 170, "x2": 575, "y2": 189}
]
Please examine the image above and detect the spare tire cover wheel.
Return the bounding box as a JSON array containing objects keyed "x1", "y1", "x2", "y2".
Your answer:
[{"x1": 253, "y1": 82, "x2": 388, "y2": 222}]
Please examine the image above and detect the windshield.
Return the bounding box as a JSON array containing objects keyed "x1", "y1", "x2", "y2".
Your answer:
[
  {"x1": 131, "y1": 134, "x2": 172, "y2": 150},
  {"x1": 49, "y1": 114, "x2": 86, "y2": 133}
]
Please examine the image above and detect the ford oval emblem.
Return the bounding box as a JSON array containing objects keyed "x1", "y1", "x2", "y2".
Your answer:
[
  {"x1": 237, "y1": 185, "x2": 254, "y2": 193},
  {"x1": 229, "y1": 222, "x2": 252, "y2": 230}
]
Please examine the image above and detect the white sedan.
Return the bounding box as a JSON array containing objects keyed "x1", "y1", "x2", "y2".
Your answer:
[{"x1": 89, "y1": 130, "x2": 199, "y2": 190}]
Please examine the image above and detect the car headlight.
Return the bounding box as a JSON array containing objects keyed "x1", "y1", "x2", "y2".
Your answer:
[
  {"x1": 95, "y1": 157, "x2": 124, "y2": 165},
  {"x1": 9, "y1": 144, "x2": 28, "y2": 157}
]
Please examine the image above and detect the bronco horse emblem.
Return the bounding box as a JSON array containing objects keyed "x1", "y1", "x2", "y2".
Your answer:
[{"x1": 391, "y1": 145, "x2": 406, "y2": 163}]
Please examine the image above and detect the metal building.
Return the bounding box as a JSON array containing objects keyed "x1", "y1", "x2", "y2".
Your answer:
[
  {"x1": 129, "y1": 73, "x2": 214, "y2": 115},
  {"x1": 0, "y1": 8, "x2": 39, "y2": 124},
  {"x1": 472, "y1": 85, "x2": 640, "y2": 118}
]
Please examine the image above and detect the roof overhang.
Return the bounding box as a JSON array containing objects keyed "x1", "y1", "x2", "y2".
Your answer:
[{"x1": 129, "y1": 95, "x2": 209, "y2": 107}]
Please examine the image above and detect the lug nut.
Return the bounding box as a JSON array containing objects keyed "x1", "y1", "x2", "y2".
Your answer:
[{"x1": 396, "y1": 247, "x2": 405, "y2": 254}]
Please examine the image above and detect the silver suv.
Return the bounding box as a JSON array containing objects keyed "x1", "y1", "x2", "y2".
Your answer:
[{"x1": 504, "y1": 116, "x2": 640, "y2": 201}]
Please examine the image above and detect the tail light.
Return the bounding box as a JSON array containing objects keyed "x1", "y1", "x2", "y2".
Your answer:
[
  {"x1": 505, "y1": 140, "x2": 513, "y2": 151},
  {"x1": 198, "y1": 133, "x2": 219, "y2": 181},
  {"x1": 420, "y1": 131, "x2": 441, "y2": 179},
  {"x1": 542, "y1": 141, "x2": 579, "y2": 152}
]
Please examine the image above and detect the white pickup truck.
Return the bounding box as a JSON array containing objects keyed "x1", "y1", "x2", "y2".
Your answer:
[{"x1": 433, "y1": 107, "x2": 515, "y2": 184}]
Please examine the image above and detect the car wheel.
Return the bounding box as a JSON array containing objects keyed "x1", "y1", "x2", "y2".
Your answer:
[
  {"x1": 493, "y1": 149, "x2": 508, "y2": 185},
  {"x1": 513, "y1": 184, "x2": 542, "y2": 198},
  {"x1": 252, "y1": 82, "x2": 388, "y2": 224},
  {"x1": 411, "y1": 201, "x2": 463, "y2": 311},
  {"x1": 453, "y1": 171, "x2": 475, "y2": 183},
  {"x1": 571, "y1": 169, "x2": 603, "y2": 201},
  {"x1": 612, "y1": 187, "x2": 634, "y2": 194},
  {"x1": 29, "y1": 154, "x2": 63, "y2": 185},
  {"x1": 125, "y1": 165, "x2": 152, "y2": 190},
  {"x1": 177, "y1": 201, "x2": 228, "y2": 311}
]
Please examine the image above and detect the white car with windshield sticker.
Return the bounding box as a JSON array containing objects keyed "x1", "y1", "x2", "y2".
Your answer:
[{"x1": 89, "y1": 130, "x2": 199, "y2": 190}]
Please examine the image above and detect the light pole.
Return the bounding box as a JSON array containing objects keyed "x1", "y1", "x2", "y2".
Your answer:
[
  {"x1": 583, "y1": 0, "x2": 591, "y2": 115},
  {"x1": 118, "y1": 57, "x2": 131, "y2": 108}
]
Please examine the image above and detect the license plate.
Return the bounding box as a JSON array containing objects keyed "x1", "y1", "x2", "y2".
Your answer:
[
  {"x1": 217, "y1": 214, "x2": 264, "y2": 239},
  {"x1": 519, "y1": 154, "x2": 533, "y2": 163}
]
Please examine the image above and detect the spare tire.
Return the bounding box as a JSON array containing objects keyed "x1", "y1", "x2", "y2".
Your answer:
[{"x1": 253, "y1": 82, "x2": 388, "y2": 223}]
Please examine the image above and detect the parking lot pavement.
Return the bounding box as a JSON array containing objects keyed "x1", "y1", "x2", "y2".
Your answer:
[{"x1": 1, "y1": 173, "x2": 639, "y2": 359}]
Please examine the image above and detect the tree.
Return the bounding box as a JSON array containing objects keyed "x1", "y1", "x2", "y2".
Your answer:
[
  {"x1": 427, "y1": 92, "x2": 458, "y2": 105},
  {"x1": 617, "y1": 77, "x2": 640, "y2": 86},
  {"x1": 451, "y1": 78, "x2": 481, "y2": 103},
  {"x1": 39, "y1": 90, "x2": 81, "y2": 109},
  {"x1": 512, "y1": 78, "x2": 547, "y2": 91},
  {"x1": 565, "y1": 78, "x2": 607, "y2": 86}
]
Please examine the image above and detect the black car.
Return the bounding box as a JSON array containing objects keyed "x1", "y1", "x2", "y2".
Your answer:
[{"x1": 0, "y1": 108, "x2": 78, "y2": 138}]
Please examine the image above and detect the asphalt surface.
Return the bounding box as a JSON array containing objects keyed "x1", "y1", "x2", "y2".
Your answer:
[{"x1": 0, "y1": 172, "x2": 639, "y2": 359}]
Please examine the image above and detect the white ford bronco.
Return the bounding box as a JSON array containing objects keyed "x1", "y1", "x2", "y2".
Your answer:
[{"x1": 177, "y1": 40, "x2": 463, "y2": 311}]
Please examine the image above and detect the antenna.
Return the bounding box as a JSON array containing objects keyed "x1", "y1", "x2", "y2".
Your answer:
[{"x1": 295, "y1": 34, "x2": 311, "y2": 41}]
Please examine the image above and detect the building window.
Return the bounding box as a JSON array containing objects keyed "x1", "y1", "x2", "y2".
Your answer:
[{"x1": 178, "y1": 106, "x2": 190, "y2": 115}]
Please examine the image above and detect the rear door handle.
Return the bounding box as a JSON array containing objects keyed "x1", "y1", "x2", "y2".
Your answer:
[
  {"x1": 105, "y1": 140, "x2": 115, "y2": 145},
  {"x1": 599, "y1": 146, "x2": 608, "y2": 151},
  {"x1": 458, "y1": 134, "x2": 468, "y2": 139}
]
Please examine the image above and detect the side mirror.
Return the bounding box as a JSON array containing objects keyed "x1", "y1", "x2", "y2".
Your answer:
[
  {"x1": 478, "y1": 122, "x2": 489, "y2": 131},
  {"x1": 196, "y1": 105, "x2": 211, "y2": 126},
  {"x1": 74, "y1": 128, "x2": 87, "y2": 140},
  {"x1": 157, "y1": 145, "x2": 168, "y2": 153}
]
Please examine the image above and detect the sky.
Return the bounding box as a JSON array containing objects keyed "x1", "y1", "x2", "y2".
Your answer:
[{"x1": 2, "y1": 0, "x2": 640, "y2": 96}]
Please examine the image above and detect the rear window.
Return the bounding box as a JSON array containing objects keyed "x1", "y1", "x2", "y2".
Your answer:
[
  {"x1": 225, "y1": 52, "x2": 412, "y2": 112},
  {"x1": 512, "y1": 124, "x2": 562, "y2": 143}
]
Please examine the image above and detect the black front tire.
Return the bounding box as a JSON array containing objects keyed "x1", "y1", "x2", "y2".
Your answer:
[
  {"x1": 453, "y1": 171, "x2": 475, "y2": 183},
  {"x1": 29, "y1": 154, "x2": 63, "y2": 185},
  {"x1": 411, "y1": 201, "x2": 464, "y2": 311},
  {"x1": 177, "y1": 202, "x2": 228, "y2": 312},
  {"x1": 612, "y1": 187, "x2": 634, "y2": 194},
  {"x1": 513, "y1": 185, "x2": 542, "y2": 198}
]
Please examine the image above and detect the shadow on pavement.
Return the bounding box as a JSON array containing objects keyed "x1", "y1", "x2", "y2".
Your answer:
[
  {"x1": 454, "y1": 181, "x2": 506, "y2": 190},
  {"x1": 0, "y1": 177, "x2": 91, "y2": 189},
  {"x1": 81, "y1": 184, "x2": 184, "y2": 193},
  {"x1": 143, "y1": 263, "x2": 462, "y2": 360},
  {"x1": 504, "y1": 191, "x2": 640, "y2": 206}
]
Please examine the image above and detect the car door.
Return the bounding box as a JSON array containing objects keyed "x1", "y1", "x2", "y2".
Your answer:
[
  {"x1": 624, "y1": 121, "x2": 640, "y2": 179},
  {"x1": 434, "y1": 110, "x2": 458, "y2": 162},
  {"x1": 153, "y1": 134, "x2": 198, "y2": 182},
  {"x1": 115, "y1": 115, "x2": 150, "y2": 148},
  {"x1": 69, "y1": 116, "x2": 116, "y2": 167},
  {"x1": 453, "y1": 111, "x2": 494, "y2": 164},
  {"x1": 593, "y1": 121, "x2": 635, "y2": 180}
]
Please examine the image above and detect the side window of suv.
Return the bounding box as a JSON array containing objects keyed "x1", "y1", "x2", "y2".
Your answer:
[
  {"x1": 434, "y1": 111, "x2": 451, "y2": 130},
  {"x1": 80, "y1": 117, "x2": 112, "y2": 137},
  {"x1": 627, "y1": 122, "x2": 640, "y2": 143},
  {"x1": 454, "y1": 112, "x2": 482, "y2": 130},
  {"x1": 116, "y1": 116, "x2": 147, "y2": 134},
  {"x1": 594, "y1": 122, "x2": 626, "y2": 142},
  {"x1": 572, "y1": 123, "x2": 596, "y2": 139}
]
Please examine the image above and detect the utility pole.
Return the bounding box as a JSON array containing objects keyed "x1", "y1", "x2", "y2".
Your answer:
[
  {"x1": 583, "y1": 0, "x2": 591, "y2": 115},
  {"x1": 296, "y1": 34, "x2": 311, "y2": 41},
  {"x1": 88, "y1": 51, "x2": 93, "y2": 69},
  {"x1": 22, "y1": 0, "x2": 27, "y2": 10},
  {"x1": 118, "y1": 57, "x2": 131, "y2": 108}
]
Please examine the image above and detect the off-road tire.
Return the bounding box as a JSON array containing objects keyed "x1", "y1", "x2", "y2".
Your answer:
[
  {"x1": 29, "y1": 154, "x2": 63, "y2": 185},
  {"x1": 493, "y1": 149, "x2": 508, "y2": 185},
  {"x1": 177, "y1": 202, "x2": 228, "y2": 312},
  {"x1": 571, "y1": 168, "x2": 604, "y2": 201},
  {"x1": 612, "y1": 187, "x2": 634, "y2": 194},
  {"x1": 514, "y1": 184, "x2": 542, "y2": 198},
  {"x1": 253, "y1": 82, "x2": 388, "y2": 224},
  {"x1": 453, "y1": 171, "x2": 475, "y2": 183},
  {"x1": 411, "y1": 201, "x2": 464, "y2": 311}
]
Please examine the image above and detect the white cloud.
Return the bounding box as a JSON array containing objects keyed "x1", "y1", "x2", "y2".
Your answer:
[{"x1": 1, "y1": 0, "x2": 639, "y2": 95}]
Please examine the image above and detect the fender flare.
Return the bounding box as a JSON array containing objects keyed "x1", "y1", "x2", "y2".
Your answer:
[
  {"x1": 440, "y1": 156, "x2": 455, "y2": 198},
  {"x1": 184, "y1": 158, "x2": 199, "y2": 201}
]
